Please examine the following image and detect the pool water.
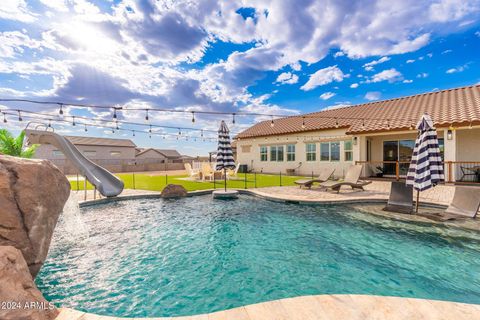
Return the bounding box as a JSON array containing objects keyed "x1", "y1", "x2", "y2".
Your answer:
[{"x1": 36, "y1": 195, "x2": 480, "y2": 317}]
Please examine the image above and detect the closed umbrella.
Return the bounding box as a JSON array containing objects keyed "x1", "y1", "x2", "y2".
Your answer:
[
  {"x1": 406, "y1": 114, "x2": 444, "y2": 212},
  {"x1": 216, "y1": 120, "x2": 236, "y2": 192}
]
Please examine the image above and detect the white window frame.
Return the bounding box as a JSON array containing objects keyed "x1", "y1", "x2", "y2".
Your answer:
[
  {"x1": 260, "y1": 146, "x2": 268, "y2": 161},
  {"x1": 306, "y1": 143, "x2": 316, "y2": 161},
  {"x1": 286, "y1": 144, "x2": 295, "y2": 161},
  {"x1": 344, "y1": 140, "x2": 353, "y2": 162}
]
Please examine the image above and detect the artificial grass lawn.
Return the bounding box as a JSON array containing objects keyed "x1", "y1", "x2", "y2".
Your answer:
[{"x1": 69, "y1": 173, "x2": 310, "y2": 192}]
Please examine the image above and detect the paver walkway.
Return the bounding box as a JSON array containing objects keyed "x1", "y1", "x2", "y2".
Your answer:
[{"x1": 56, "y1": 294, "x2": 480, "y2": 320}]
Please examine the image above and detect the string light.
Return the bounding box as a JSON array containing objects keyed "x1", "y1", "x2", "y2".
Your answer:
[
  {"x1": 201, "y1": 129, "x2": 204, "y2": 137},
  {"x1": 115, "y1": 121, "x2": 119, "y2": 130},
  {"x1": 2, "y1": 113, "x2": 6, "y2": 123},
  {"x1": 72, "y1": 116, "x2": 76, "y2": 126},
  {"x1": 18, "y1": 111, "x2": 22, "y2": 122},
  {"x1": 335, "y1": 118, "x2": 339, "y2": 128},
  {"x1": 48, "y1": 119, "x2": 51, "y2": 128},
  {"x1": 84, "y1": 124, "x2": 88, "y2": 132},
  {"x1": 191, "y1": 111, "x2": 195, "y2": 123},
  {"x1": 361, "y1": 119, "x2": 365, "y2": 129},
  {"x1": 178, "y1": 128, "x2": 182, "y2": 135},
  {"x1": 112, "y1": 128, "x2": 115, "y2": 134},
  {"x1": 149, "y1": 124, "x2": 152, "y2": 133},
  {"x1": 302, "y1": 116, "x2": 306, "y2": 129},
  {"x1": 132, "y1": 130, "x2": 135, "y2": 137},
  {"x1": 232, "y1": 113, "x2": 236, "y2": 124},
  {"x1": 387, "y1": 120, "x2": 390, "y2": 130},
  {"x1": 59, "y1": 104, "x2": 63, "y2": 115},
  {"x1": 270, "y1": 117, "x2": 274, "y2": 127},
  {"x1": 113, "y1": 108, "x2": 117, "y2": 120},
  {"x1": 145, "y1": 109, "x2": 149, "y2": 121}
]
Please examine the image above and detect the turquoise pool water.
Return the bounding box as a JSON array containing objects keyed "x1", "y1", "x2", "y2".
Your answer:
[{"x1": 36, "y1": 195, "x2": 480, "y2": 317}]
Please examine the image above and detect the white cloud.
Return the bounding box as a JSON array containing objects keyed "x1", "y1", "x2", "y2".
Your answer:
[
  {"x1": 320, "y1": 92, "x2": 336, "y2": 100},
  {"x1": 38, "y1": 0, "x2": 69, "y2": 12},
  {"x1": 403, "y1": 79, "x2": 413, "y2": 83},
  {"x1": 476, "y1": 31, "x2": 480, "y2": 37},
  {"x1": 363, "y1": 56, "x2": 390, "y2": 71},
  {"x1": 0, "y1": 31, "x2": 42, "y2": 58},
  {"x1": 365, "y1": 91, "x2": 381, "y2": 101},
  {"x1": 446, "y1": 65, "x2": 468, "y2": 73},
  {"x1": 368, "y1": 68, "x2": 403, "y2": 83},
  {"x1": 429, "y1": 0, "x2": 480, "y2": 22},
  {"x1": 300, "y1": 66, "x2": 345, "y2": 91},
  {"x1": 442, "y1": 49, "x2": 453, "y2": 54},
  {"x1": 275, "y1": 72, "x2": 299, "y2": 85},
  {"x1": 406, "y1": 59, "x2": 415, "y2": 63},
  {"x1": 0, "y1": 0, "x2": 36, "y2": 22},
  {"x1": 350, "y1": 83, "x2": 359, "y2": 88},
  {"x1": 334, "y1": 51, "x2": 345, "y2": 58},
  {"x1": 417, "y1": 72, "x2": 429, "y2": 78}
]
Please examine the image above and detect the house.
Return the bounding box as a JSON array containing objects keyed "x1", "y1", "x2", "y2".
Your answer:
[
  {"x1": 235, "y1": 85, "x2": 480, "y2": 183},
  {"x1": 135, "y1": 148, "x2": 183, "y2": 163},
  {"x1": 34, "y1": 135, "x2": 137, "y2": 162}
]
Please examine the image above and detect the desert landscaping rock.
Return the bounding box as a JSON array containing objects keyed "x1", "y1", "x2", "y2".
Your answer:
[
  {"x1": 0, "y1": 155, "x2": 70, "y2": 277},
  {"x1": 0, "y1": 246, "x2": 58, "y2": 320},
  {"x1": 160, "y1": 184, "x2": 188, "y2": 198}
]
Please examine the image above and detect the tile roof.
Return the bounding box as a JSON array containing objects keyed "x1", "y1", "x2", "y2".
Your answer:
[
  {"x1": 236, "y1": 84, "x2": 480, "y2": 138},
  {"x1": 66, "y1": 135, "x2": 136, "y2": 147}
]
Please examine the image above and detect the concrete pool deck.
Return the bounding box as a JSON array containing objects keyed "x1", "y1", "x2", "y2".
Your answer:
[{"x1": 56, "y1": 294, "x2": 480, "y2": 319}]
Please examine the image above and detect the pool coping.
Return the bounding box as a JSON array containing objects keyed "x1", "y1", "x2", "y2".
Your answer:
[
  {"x1": 55, "y1": 294, "x2": 480, "y2": 320},
  {"x1": 79, "y1": 188, "x2": 448, "y2": 208}
]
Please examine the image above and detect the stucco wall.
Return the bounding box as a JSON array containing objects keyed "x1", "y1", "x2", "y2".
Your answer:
[
  {"x1": 34, "y1": 144, "x2": 136, "y2": 161},
  {"x1": 236, "y1": 128, "x2": 354, "y2": 178},
  {"x1": 456, "y1": 128, "x2": 480, "y2": 161}
]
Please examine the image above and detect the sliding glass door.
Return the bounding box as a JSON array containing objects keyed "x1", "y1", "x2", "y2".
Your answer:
[{"x1": 383, "y1": 140, "x2": 415, "y2": 176}]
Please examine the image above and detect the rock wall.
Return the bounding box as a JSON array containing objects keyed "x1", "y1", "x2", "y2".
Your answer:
[
  {"x1": 0, "y1": 155, "x2": 70, "y2": 277},
  {"x1": 0, "y1": 246, "x2": 59, "y2": 320}
]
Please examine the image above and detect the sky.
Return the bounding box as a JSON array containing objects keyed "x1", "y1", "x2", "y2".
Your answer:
[{"x1": 0, "y1": 0, "x2": 479, "y2": 156}]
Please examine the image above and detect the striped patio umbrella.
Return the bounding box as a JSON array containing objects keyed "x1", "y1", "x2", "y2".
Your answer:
[
  {"x1": 216, "y1": 120, "x2": 236, "y2": 191},
  {"x1": 406, "y1": 114, "x2": 444, "y2": 212}
]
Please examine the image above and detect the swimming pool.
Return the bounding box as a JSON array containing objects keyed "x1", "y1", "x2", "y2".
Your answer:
[{"x1": 36, "y1": 195, "x2": 480, "y2": 317}]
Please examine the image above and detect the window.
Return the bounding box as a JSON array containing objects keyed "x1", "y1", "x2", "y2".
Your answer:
[
  {"x1": 110, "y1": 151, "x2": 121, "y2": 157},
  {"x1": 306, "y1": 143, "x2": 316, "y2": 161},
  {"x1": 287, "y1": 144, "x2": 295, "y2": 161},
  {"x1": 344, "y1": 140, "x2": 353, "y2": 161},
  {"x1": 270, "y1": 146, "x2": 277, "y2": 161},
  {"x1": 83, "y1": 150, "x2": 96, "y2": 157},
  {"x1": 52, "y1": 150, "x2": 63, "y2": 157},
  {"x1": 260, "y1": 146, "x2": 268, "y2": 161},
  {"x1": 277, "y1": 146, "x2": 284, "y2": 161},
  {"x1": 330, "y1": 142, "x2": 340, "y2": 161},
  {"x1": 270, "y1": 145, "x2": 284, "y2": 162},
  {"x1": 320, "y1": 143, "x2": 329, "y2": 161}
]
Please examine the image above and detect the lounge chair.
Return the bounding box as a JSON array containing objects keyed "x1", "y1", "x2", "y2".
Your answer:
[
  {"x1": 294, "y1": 168, "x2": 335, "y2": 188},
  {"x1": 383, "y1": 181, "x2": 414, "y2": 214},
  {"x1": 184, "y1": 163, "x2": 200, "y2": 180},
  {"x1": 421, "y1": 186, "x2": 480, "y2": 221},
  {"x1": 318, "y1": 164, "x2": 371, "y2": 193}
]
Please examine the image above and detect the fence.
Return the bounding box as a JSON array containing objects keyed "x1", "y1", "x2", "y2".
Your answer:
[
  {"x1": 356, "y1": 161, "x2": 480, "y2": 184},
  {"x1": 51, "y1": 158, "x2": 191, "y2": 174}
]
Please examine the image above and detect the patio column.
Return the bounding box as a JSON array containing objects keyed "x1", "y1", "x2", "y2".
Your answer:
[
  {"x1": 443, "y1": 129, "x2": 457, "y2": 183},
  {"x1": 353, "y1": 136, "x2": 367, "y2": 176}
]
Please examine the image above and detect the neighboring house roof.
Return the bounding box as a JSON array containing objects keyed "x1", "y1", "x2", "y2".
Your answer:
[
  {"x1": 65, "y1": 135, "x2": 137, "y2": 147},
  {"x1": 236, "y1": 84, "x2": 480, "y2": 138},
  {"x1": 135, "y1": 148, "x2": 181, "y2": 159}
]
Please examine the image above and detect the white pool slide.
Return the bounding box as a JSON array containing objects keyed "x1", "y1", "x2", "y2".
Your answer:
[{"x1": 25, "y1": 129, "x2": 124, "y2": 197}]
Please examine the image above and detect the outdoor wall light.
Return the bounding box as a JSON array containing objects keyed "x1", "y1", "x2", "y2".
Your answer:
[
  {"x1": 353, "y1": 137, "x2": 358, "y2": 145},
  {"x1": 447, "y1": 129, "x2": 453, "y2": 140}
]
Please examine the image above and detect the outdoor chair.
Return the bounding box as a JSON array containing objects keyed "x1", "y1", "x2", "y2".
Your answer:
[
  {"x1": 420, "y1": 186, "x2": 480, "y2": 221},
  {"x1": 184, "y1": 163, "x2": 200, "y2": 180},
  {"x1": 294, "y1": 168, "x2": 335, "y2": 188},
  {"x1": 201, "y1": 163, "x2": 214, "y2": 181},
  {"x1": 383, "y1": 181, "x2": 414, "y2": 214},
  {"x1": 318, "y1": 165, "x2": 372, "y2": 193},
  {"x1": 460, "y1": 166, "x2": 477, "y2": 182},
  {"x1": 226, "y1": 163, "x2": 241, "y2": 180}
]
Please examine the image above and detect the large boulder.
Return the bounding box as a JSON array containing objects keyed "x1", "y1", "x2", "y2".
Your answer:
[
  {"x1": 0, "y1": 246, "x2": 58, "y2": 320},
  {"x1": 0, "y1": 155, "x2": 70, "y2": 278},
  {"x1": 161, "y1": 184, "x2": 188, "y2": 198}
]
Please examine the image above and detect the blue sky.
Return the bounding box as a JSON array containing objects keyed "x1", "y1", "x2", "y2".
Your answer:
[{"x1": 0, "y1": 0, "x2": 479, "y2": 155}]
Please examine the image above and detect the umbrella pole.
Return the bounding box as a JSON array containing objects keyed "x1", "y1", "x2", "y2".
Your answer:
[
  {"x1": 224, "y1": 168, "x2": 227, "y2": 192},
  {"x1": 415, "y1": 190, "x2": 420, "y2": 213}
]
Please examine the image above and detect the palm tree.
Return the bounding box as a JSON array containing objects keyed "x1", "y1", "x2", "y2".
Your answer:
[{"x1": 0, "y1": 129, "x2": 39, "y2": 158}]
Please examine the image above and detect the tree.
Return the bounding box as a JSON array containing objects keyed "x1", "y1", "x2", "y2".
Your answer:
[{"x1": 0, "y1": 129, "x2": 39, "y2": 158}]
